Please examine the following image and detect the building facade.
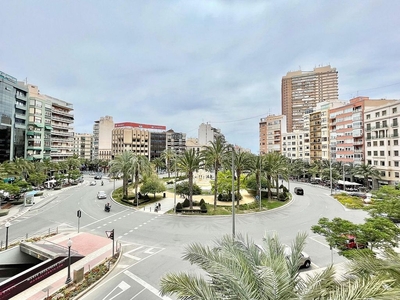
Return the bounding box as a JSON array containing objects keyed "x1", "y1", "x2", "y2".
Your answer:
[
  {"x1": 93, "y1": 116, "x2": 114, "y2": 161},
  {"x1": 198, "y1": 123, "x2": 224, "y2": 146},
  {"x1": 73, "y1": 133, "x2": 93, "y2": 160},
  {"x1": 281, "y1": 65, "x2": 338, "y2": 132},
  {"x1": 259, "y1": 114, "x2": 286, "y2": 154},
  {"x1": 111, "y1": 127, "x2": 150, "y2": 158},
  {"x1": 0, "y1": 71, "x2": 28, "y2": 163},
  {"x1": 166, "y1": 129, "x2": 186, "y2": 155},
  {"x1": 365, "y1": 101, "x2": 400, "y2": 187}
]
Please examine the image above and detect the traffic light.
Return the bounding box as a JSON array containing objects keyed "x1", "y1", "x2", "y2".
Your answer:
[{"x1": 109, "y1": 229, "x2": 114, "y2": 240}]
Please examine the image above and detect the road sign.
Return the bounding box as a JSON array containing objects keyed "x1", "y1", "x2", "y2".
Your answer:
[{"x1": 77, "y1": 210, "x2": 82, "y2": 218}]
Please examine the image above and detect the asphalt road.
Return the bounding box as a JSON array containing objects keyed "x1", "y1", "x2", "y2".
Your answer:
[{"x1": 0, "y1": 177, "x2": 369, "y2": 300}]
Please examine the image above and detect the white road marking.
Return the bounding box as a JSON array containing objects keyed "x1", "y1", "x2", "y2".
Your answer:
[
  {"x1": 124, "y1": 270, "x2": 172, "y2": 300},
  {"x1": 144, "y1": 248, "x2": 155, "y2": 254},
  {"x1": 101, "y1": 280, "x2": 130, "y2": 300}
]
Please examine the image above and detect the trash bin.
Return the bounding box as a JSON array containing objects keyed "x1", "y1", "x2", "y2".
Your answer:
[{"x1": 163, "y1": 193, "x2": 166, "y2": 198}]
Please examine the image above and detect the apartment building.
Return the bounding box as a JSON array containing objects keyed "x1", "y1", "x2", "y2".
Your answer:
[
  {"x1": 166, "y1": 129, "x2": 186, "y2": 155},
  {"x1": 73, "y1": 133, "x2": 93, "y2": 160},
  {"x1": 330, "y1": 97, "x2": 397, "y2": 165},
  {"x1": 149, "y1": 132, "x2": 166, "y2": 159},
  {"x1": 282, "y1": 65, "x2": 338, "y2": 132},
  {"x1": 0, "y1": 71, "x2": 28, "y2": 163},
  {"x1": 259, "y1": 114, "x2": 286, "y2": 154},
  {"x1": 93, "y1": 116, "x2": 114, "y2": 161},
  {"x1": 112, "y1": 126, "x2": 150, "y2": 158},
  {"x1": 26, "y1": 84, "x2": 74, "y2": 161},
  {"x1": 365, "y1": 101, "x2": 400, "y2": 187},
  {"x1": 198, "y1": 123, "x2": 225, "y2": 146},
  {"x1": 281, "y1": 130, "x2": 308, "y2": 161}
]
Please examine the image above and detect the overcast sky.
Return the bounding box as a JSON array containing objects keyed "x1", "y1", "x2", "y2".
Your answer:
[{"x1": 1, "y1": 1, "x2": 400, "y2": 153}]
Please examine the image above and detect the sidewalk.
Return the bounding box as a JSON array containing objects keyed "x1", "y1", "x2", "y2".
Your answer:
[{"x1": 10, "y1": 231, "x2": 114, "y2": 300}]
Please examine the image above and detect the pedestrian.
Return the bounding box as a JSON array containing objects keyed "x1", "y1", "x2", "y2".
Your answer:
[{"x1": 158, "y1": 203, "x2": 161, "y2": 210}]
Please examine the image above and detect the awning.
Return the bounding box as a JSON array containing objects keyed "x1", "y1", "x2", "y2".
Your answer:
[
  {"x1": 337, "y1": 180, "x2": 362, "y2": 186},
  {"x1": 45, "y1": 125, "x2": 53, "y2": 130},
  {"x1": 34, "y1": 123, "x2": 44, "y2": 128}
]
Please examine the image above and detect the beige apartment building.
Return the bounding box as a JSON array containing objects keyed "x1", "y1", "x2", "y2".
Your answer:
[
  {"x1": 365, "y1": 101, "x2": 400, "y2": 187},
  {"x1": 166, "y1": 129, "x2": 186, "y2": 155},
  {"x1": 93, "y1": 116, "x2": 114, "y2": 161},
  {"x1": 73, "y1": 133, "x2": 93, "y2": 160},
  {"x1": 259, "y1": 114, "x2": 286, "y2": 154},
  {"x1": 330, "y1": 97, "x2": 397, "y2": 165},
  {"x1": 282, "y1": 130, "x2": 308, "y2": 161},
  {"x1": 282, "y1": 65, "x2": 338, "y2": 132},
  {"x1": 111, "y1": 127, "x2": 150, "y2": 158}
]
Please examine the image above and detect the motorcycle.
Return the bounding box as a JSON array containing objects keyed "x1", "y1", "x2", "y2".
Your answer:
[
  {"x1": 104, "y1": 205, "x2": 111, "y2": 212},
  {"x1": 101, "y1": 181, "x2": 104, "y2": 186}
]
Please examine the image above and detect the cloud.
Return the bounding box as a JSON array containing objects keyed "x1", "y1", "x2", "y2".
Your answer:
[{"x1": 1, "y1": 1, "x2": 400, "y2": 153}]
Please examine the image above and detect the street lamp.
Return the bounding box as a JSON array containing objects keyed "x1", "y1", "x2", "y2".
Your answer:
[
  {"x1": 342, "y1": 163, "x2": 349, "y2": 191},
  {"x1": 174, "y1": 158, "x2": 177, "y2": 213},
  {"x1": 330, "y1": 159, "x2": 333, "y2": 195},
  {"x1": 65, "y1": 238, "x2": 72, "y2": 284},
  {"x1": 231, "y1": 146, "x2": 235, "y2": 238},
  {"x1": 5, "y1": 221, "x2": 11, "y2": 250}
]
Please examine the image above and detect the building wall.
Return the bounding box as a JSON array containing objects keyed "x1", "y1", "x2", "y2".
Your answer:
[
  {"x1": 112, "y1": 127, "x2": 150, "y2": 158},
  {"x1": 149, "y1": 132, "x2": 166, "y2": 159},
  {"x1": 93, "y1": 116, "x2": 114, "y2": 161},
  {"x1": 281, "y1": 65, "x2": 338, "y2": 132},
  {"x1": 282, "y1": 130, "x2": 307, "y2": 160},
  {"x1": 365, "y1": 101, "x2": 400, "y2": 187},
  {"x1": 198, "y1": 123, "x2": 224, "y2": 146},
  {"x1": 259, "y1": 114, "x2": 286, "y2": 154},
  {"x1": 73, "y1": 133, "x2": 93, "y2": 160},
  {"x1": 0, "y1": 71, "x2": 28, "y2": 162},
  {"x1": 166, "y1": 129, "x2": 186, "y2": 155}
]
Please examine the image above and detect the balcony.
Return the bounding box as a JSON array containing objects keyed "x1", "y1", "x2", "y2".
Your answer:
[
  {"x1": 365, "y1": 127, "x2": 372, "y2": 131},
  {"x1": 392, "y1": 123, "x2": 399, "y2": 127},
  {"x1": 51, "y1": 108, "x2": 74, "y2": 118},
  {"x1": 52, "y1": 115, "x2": 74, "y2": 123}
]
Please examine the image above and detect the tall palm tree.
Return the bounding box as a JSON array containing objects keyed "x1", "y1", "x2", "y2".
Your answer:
[
  {"x1": 132, "y1": 154, "x2": 152, "y2": 206},
  {"x1": 247, "y1": 154, "x2": 264, "y2": 204},
  {"x1": 161, "y1": 149, "x2": 176, "y2": 178},
  {"x1": 352, "y1": 163, "x2": 381, "y2": 190},
  {"x1": 177, "y1": 149, "x2": 202, "y2": 209},
  {"x1": 160, "y1": 232, "x2": 400, "y2": 299},
  {"x1": 65, "y1": 156, "x2": 80, "y2": 183},
  {"x1": 232, "y1": 150, "x2": 251, "y2": 207},
  {"x1": 203, "y1": 136, "x2": 229, "y2": 211},
  {"x1": 151, "y1": 157, "x2": 165, "y2": 174},
  {"x1": 109, "y1": 151, "x2": 134, "y2": 199},
  {"x1": 10, "y1": 157, "x2": 31, "y2": 180},
  {"x1": 265, "y1": 152, "x2": 287, "y2": 199}
]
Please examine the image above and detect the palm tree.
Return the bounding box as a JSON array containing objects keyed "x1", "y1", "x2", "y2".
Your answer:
[
  {"x1": 161, "y1": 149, "x2": 176, "y2": 178},
  {"x1": 131, "y1": 154, "x2": 152, "y2": 206},
  {"x1": 151, "y1": 157, "x2": 165, "y2": 174},
  {"x1": 160, "y1": 232, "x2": 400, "y2": 299},
  {"x1": 177, "y1": 149, "x2": 202, "y2": 209},
  {"x1": 9, "y1": 157, "x2": 31, "y2": 180},
  {"x1": 247, "y1": 154, "x2": 264, "y2": 205},
  {"x1": 65, "y1": 156, "x2": 80, "y2": 183},
  {"x1": 352, "y1": 163, "x2": 381, "y2": 190},
  {"x1": 203, "y1": 136, "x2": 229, "y2": 211},
  {"x1": 109, "y1": 151, "x2": 134, "y2": 199},
  {"x1": 265, "y1": 152, "x2": 287, "y2": 199},
  {"x1": 232, "y1": 150, "x2": 251, "y2": 207}
]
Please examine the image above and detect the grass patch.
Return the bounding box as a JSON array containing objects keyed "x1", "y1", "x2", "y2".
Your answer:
[
  {"x1": 112, "y1": 186, "x2": 163, "y2": 208},
  {"x1": 334, "y1": 193, "x2": 364, "y2": 209}
]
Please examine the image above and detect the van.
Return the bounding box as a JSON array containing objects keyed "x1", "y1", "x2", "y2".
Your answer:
[{"x1": 294, "y1": 187, "x2": 304, "y2": 195}]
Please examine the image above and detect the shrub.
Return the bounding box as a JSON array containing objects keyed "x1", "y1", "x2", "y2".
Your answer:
[
  {"x1": 34, "y1": 191, "x2": 44, "y2": 196},
  {"x1": 176, "y1": 202, "x2": 182, "y2": 212},
  {"x1": 199, "y1": 199, "x2": 205, "y2": 206},
  {"x1": 278, "y1": 192, "x2": 287, "y2": 201},
  {"x1": 182, "y1": 198, "x2": 190, "y2": 208},
  {"x1": 218, "y1": 194, "x2": 223, "y2": 201},
  {"x1": 200, "y1": 203, "x2": 207, "y2": 213}
]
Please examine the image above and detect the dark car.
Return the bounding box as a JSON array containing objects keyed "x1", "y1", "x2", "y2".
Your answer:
[
  {"x1": 294, "y1": 187, "x2": 304, "y2": 195},
  {"x1": 94, "y1": 174, "x2": 102, "y2": 180}
]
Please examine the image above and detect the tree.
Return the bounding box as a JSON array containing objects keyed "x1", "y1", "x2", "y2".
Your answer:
[
  {"x1": 265, "y1": 152, "x2": 287, "y2": 199},
  {"x1": 109, "y1": 151, "x2": 134, "y2": 199},
  {"x1": 151, "y1": 157, "x2": 165, "y2": 174},
  {"x1": 175, "y1": 181, "x2": 202, "y2": 198},
  {"x1": 160, "y1": 232, "x2": 400, "y2": 299},
  {"x1": 352, "y1": 163, "x2": 381, "y2": 190},
  {"x1": 359, "y1": 217, "x2": 400, "y2": 251},
  {"x1": 211, "y1": 170, "x2": 238, "y2": 197},
  {"x1": 177, "y1": 149, "x2": 202, "y2": 209},
  {"x1": 140, "y1": 175, "x2": 166, "y2": 198},
  {"x1": 132, "y1": 154, "x2": 152, "y2": 205},
  {"x1": 161, "y1": 149, "x2": 176, "y2": 178},
  {"x1": 247, "y1": 154, "x2": 264, "y2": 206},
  {"x1": 364, "y1": 185, "x2": 400, "y2": 222},
  {"x1": 203, "y1": 137, "x2": 229, "y2": 211}
]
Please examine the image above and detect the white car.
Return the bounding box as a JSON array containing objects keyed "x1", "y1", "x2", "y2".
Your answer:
[
  {"x1": 97, "y1": 191, "x2": 107, "y2": 199},
  {"x1": 90, "y1": 181, "x2": 96, "y2": 186}
]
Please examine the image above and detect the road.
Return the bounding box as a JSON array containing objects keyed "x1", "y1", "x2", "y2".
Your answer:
[{"x1": 0, "y1": 177, "x2": 368, "y2": 299}]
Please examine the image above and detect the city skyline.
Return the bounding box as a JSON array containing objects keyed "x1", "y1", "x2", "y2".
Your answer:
[{"x1": 1, "y1": 1, "x2": 400, "y2": 153}]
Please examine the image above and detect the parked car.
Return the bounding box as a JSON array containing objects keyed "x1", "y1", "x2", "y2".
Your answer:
[
  {"x1": 97, "y1": 191, "x2": 107, "y2": 199},
  {"x1": 294, "y1": 187, "x2": 304, "y2": 195},
  {"x1": 339, "y1": 235, "x2": 368, "y2": 250},
  {"x1": 284, "y1": 246, "x2": 311, "y2": 268},
  {"x1": 90, "y1": 181, "x2": 96, "y2": 186}
]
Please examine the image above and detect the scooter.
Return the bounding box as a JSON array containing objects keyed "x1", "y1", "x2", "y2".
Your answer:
[
  {"x1": 104, "y1": 205, "x2": 111, "y2": 212},
  {"x1": 101, "y1": 181, "x2": 104, "y2": 186}
]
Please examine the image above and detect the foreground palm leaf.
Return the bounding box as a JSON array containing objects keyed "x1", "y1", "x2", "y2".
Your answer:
[{"x1": 160, "y1": 233, "x2": 400, "y2": 299}]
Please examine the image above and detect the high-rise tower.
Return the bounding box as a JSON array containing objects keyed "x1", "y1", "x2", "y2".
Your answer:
[{"x1": 281, "y1": 65, "x2": 338, "y2": 132}]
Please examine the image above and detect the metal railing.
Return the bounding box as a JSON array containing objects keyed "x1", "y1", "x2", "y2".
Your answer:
[{"x1": 0, "y1": 227, "x2": 59, "y2": 251}]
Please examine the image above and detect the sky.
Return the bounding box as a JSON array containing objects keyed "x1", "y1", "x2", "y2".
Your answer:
[{"x1": 1, "y1": 0, "x2": 400, "y2": 153}]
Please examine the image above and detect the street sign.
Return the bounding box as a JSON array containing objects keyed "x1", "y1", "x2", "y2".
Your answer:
[
  {"x1": 77, "y1": 210, "x2": 82, "y2": 218},
  {"x1": 106, "y1": 229, "x2": 114, "y2": 240}
]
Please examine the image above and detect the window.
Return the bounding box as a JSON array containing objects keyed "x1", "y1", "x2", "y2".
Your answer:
[
  {"x1": 382, "y1": 120, "x2": 388, "y2": 127},
  {"x1": 388, "y1": 151, "x2": 391, "y2": 156},
  {"x1": 380, "y1": 151, "x2": 385, "y2": 156},
  {"x1": 374, "y1": 161, "x2": 378, "y2": 165},
  {"x1": 393, "y1": 107, "x2": 398, "y2": 114},
  {"x1": 373, "y1": 151, "x2": 378, "y2": 156},
  {"x1": 366, "y1": 114, "x2": 370, "y2": 120},
  {"x1": 367, "y1": 151, "x2": 371, "y2": 156},
  {"x1": 395, "y1": 140, "x2": 399, "y2": 146},
  {"x1": 373, "y1": 141, "x2": 378, "y2": 146},
  {"x1": 396, "y1": 172, "x2": 399, "y2": 178},
  {"x1": 395, "y1": 150, "x2": 399, "y2": 156},
  {"x1": 395, "y1": 161, "x2": 399, "y2": 167},
  {"x1": 380, "y1": 141, "x2": 384, "y2": 146},
  {"x1": 380, "y1": 161, "x2": 385, "y2": 166},
  {"x1": 382, "y1": 110, "x2": 387, "y2": 116},
  {"x1": 394, "y1": 129, "x2": 399, "y2": 137},
  {"x1": 375, "y1": 112, "x2": 380, "y2": 118}
]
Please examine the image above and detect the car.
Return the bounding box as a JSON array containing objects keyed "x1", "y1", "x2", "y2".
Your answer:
[
  {"x1": 348, "y1": 192, "x2": 367, "y2": 199},
  {"x1": 294, "y1": 187, "x2": 304, "y2": 195},
  {"x1": 97, "y1": 191, "x2": 107, "y2": 199},
  {"x1": 339, "y1": 235, "x2": 368, "y2": 250},
  {"x1": 94, "y1": 174, "x2": 102, "y2": 180},
  {"x1": 284, "y1": 246, "x2": 311, "y2": 268},
  {"x1": 90, "y1": 181, "x2": 96, "y2": 186}
]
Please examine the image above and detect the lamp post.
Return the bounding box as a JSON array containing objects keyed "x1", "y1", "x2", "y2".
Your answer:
[
  {"x1": 5, "y1": 221, "x2": 11, "y2": 250},
  {"x1": 342, "y1": 163, "x2": 349, "y2": 191},
  {"x1": 330, "y1": 159, "x2": 333, "y2": 195},
  {"x1": 65, "y1": 238, "x2": 72, "y2": 284},
  {"x1": 231, "y1": 146, "x2": 235, "y2": 239},
  {"x1": 174, "y1": 158, "x2": 177, "y2": 213},
  {"x1": 259, "y1": 155, "x2": 262, "y2": 211}
]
